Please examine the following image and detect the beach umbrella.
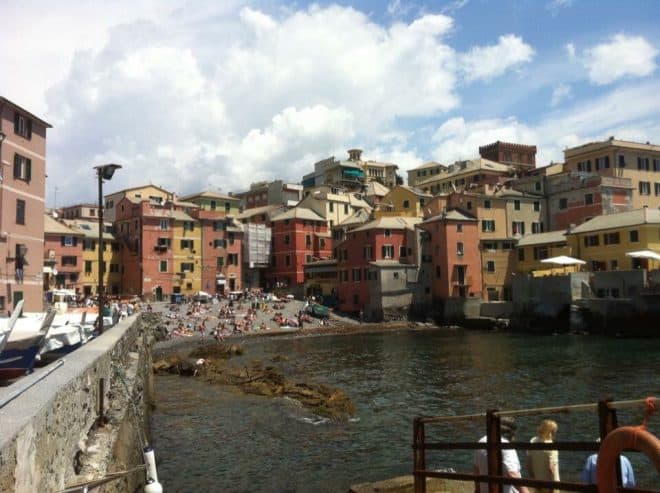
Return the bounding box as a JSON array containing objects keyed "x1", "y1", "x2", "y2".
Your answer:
[
  {"x1": 625, "y1": 250, "x2": 660, "y2": 261},
  {"x1": 540, "y1": 255, "x2": 586, "y2": 266}
]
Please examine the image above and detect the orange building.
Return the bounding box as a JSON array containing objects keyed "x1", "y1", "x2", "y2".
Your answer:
[{"x1": 0, "y1": 97, "x2": 52, "y2": 312}]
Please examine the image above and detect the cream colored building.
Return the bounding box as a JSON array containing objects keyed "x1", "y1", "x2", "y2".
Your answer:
[
  {"x1": 104, "y1": 184, "x2": 174, "y2": 222},
  {"x1": 407, "y1": 161, "x2": 447, "y2": 187},
  {"x1": 414, "y1": 158, "x2": 514, "y2": 195},
  {"x1": 564, "y1": 138, "x2": 660, "y2": 210},
  {"x1": 297, "y1": 186, "x2": 372, "y2": 230}
]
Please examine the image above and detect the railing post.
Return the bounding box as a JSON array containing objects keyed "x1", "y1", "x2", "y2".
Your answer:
[
  {"x1": 486, "y1": 410, "x2": 502, "y2": 493},
  {"x1": 413, "y1": 418, "x2": 426, "y2": 493},
  {"x1": 598, "y1": 399, "x2": 622, "y2": 487}
]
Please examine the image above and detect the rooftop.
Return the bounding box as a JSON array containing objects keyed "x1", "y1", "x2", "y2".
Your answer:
[
  {"x1": 569, "y1": 208, "x2": 660, "y2": 234},
  {"x1": 517, "y1": 230, "x2": 567, "y2": 246}
]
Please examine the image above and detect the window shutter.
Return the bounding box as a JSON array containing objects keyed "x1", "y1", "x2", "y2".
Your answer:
[
  {"x1": 61, "y1": 236, "x2": 65, "y2": 246},
  {"x1": 14, "y1": 112, "x2": 19, "y2": 133},
  {"x1": 14, "y1": 154, "x2": 20, "y2": 178},
  {"x1": 26, "y1": 159, "x2": 31, "y2": 181},
  {"x1": 604, "y1": 156, "x2": 610, "y2": 168},
  {"x1": 26, "y1": 120, "x2": 32, "y2": 139},
  {"x1": 73, "y1": 237, "x2": 78, "y2": 246}
]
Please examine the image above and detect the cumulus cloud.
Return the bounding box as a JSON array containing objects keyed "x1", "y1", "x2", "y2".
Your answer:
[
  {"x1": 565, "y1": 42, "x2": 576, "y2": 59},
  {"x1": 460, "y1": 34, "x2": 534, "y2": 82},
  {"x1": 33, "y1": 4, "x2": 465, "y2": 203},
  {"x1": 583, "y1": 34, "x2": 658, "y2": 85},
  {"x1": 546, "y1": 0, "x2": 573, "y2": 16}
]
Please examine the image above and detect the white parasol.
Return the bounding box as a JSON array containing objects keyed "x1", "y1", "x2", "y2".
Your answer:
[
  {"x1": 540, "y1": 255, "x2": 586, "y2": 266},
  {"x1": 625, "y1": 250, "x2": 660, "y2": 261}
]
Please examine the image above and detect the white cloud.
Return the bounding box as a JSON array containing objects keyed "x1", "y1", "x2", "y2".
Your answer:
[
  {"x1": 460, "y1": 34, "x2": 534, "y2": 82},
  {"x1": 565, "y1": 43, "x2": 576, "y2": 59},
  {"x1": 583, "y1": 34, "x2": 658, "y2": 85},
  {"x1": 546, "y1": 0, "x2": 573, "y2": 15},
  {"x1": 26, "y1": 4, "x2": 465, "y2": 204},
  {"x1": 551, "y1": 83, "x2": 572, "y2": 106}
]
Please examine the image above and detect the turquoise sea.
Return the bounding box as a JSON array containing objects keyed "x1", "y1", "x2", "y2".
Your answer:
[{"x1": 151, "y1": 329, "x2": 660, "y2": 492}]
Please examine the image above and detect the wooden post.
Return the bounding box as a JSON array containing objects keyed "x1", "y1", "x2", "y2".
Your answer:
[
  {"x1": 413, "y1": 418, "x2": 426, "y2": 493},
  {"x1": 486, "y1": 410, "x2": 502, "y2": 493},
  {"x1": 598, "y1": 399, "x2": 622, "y2": 487}
]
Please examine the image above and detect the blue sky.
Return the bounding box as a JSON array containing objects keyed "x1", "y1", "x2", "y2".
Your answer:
[{"x1": 2, "y1": 0, "x2": 659, "y2": 206}]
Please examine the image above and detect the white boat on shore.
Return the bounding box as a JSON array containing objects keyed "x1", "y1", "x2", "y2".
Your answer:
[{"x1": 0, "y1": 309, "x2": 56, "y2": 380}]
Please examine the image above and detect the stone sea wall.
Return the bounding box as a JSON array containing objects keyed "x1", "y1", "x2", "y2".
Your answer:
[{"x1": 0, "y1": 314, "x2": 154, "y2": 493}]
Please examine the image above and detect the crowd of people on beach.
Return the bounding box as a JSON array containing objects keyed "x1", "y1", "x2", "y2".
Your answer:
[
  {"x1": 156, "y1": 290, "x2": 331, "y2": 341},
  {"x1": 473, "y1": 417, "x2": 636, "y2": 493}
]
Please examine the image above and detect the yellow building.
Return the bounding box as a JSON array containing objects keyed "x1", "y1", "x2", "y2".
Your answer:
[
  {"x1": 64, "y1": 219, "x2": 122, "y2": 297},
  {"x1": 375, "y1": 185, "x2": 432, "y2": 218},
  {"x1": 515, "y1": 231, "x2": 571, "y2": 274},
  {"x1": 171, "y1": 209, "x2": 202, "y2": 295},
  {"x1": 566, "y1": 208, "x2": 660, "y2": 271},
  {"x1": 564, "y1": 138, "x2": 660, "y2": 210}
]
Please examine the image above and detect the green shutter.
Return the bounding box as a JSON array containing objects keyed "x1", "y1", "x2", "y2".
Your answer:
[{"x1": 26, "y1": 159, "x2": 31, "y2": 181}]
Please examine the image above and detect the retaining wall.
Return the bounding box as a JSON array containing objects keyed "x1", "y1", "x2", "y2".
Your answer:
[{"x1": 0, "y1": 314, "x2": 154, "y2": 493}]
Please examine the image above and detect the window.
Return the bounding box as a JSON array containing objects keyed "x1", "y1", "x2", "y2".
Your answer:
[
  {"x1": 180, "y1": 239, "x2": 194, "y2": 250},
  {"x1": 577, "y1": 160, "x2": 592, "y2": 172},
  {"x1": 484, "y1": 200, "x2": 491, "y2": 209},
  {"x1": 285, "y1": 255, "x2": 291, "y2": 266},
  {"x1": 157, "y1": 238, "x2": 171, "y2": 248},
  {"x1": 467, "y1": 201, "x2": 472, "y2": 210},
  {"x1": 62, "y1": 256, "x2": 77, "y2": 266},
  {"x1": 512, "y1": 221, "x2": 525, "y2": 235},
  {"x1": 639, "y1": 181, "x2": 651, "y2": 195},
  {"x1": 63, "y1": 235, "x2": 74, "y2": 247},
  {"x1": 160, "y1": 219, "x2": 169, "y2": 230},
  {"x1": 16, "y1": 199, "x2": 25, "y2": 224},
  {"x1": 457, "y1": 242, "x2": 464, "y2": 256},
  {"x1": 382, "y1": 245, "x2": 394, "y2": 259},
  {"x1": 637, "y1": 157, "x2": 650, "y2": 171},
  {"x1": 656, "y1": 183, "x2": 660, "y2": 196},
  {"x1": 217, "y1": 257, "x2": 224, "y2": 267},
  {"x1": 14, "y1": 113, "x2": 32, "y2": 139},
  {"x1": 384, "y1": 229, "x2": 391, "y2": 237},
  {"x1": 482, "y1": 220, "x2": 495, "y2": 232},
  {"x1": 486, "y1": 261, "x2": 495, "y2": 272},
  {"x1": 610, "y1": 260, "x2": 618, "y2": 270},
  {"x1": 629, "y1": 230, "x2": 639, "y2": 242},
  {"x1": 403, "y1": 200, "x2": 410, "y2": 209},
  {"x1": 558, "y1": 198, "x2": 568, "y2": 210},
  {"x1": 533, "y1": 246, "x2": 548, "y2": 260},
  {"x1": 483, "y1": 241, "x2": 497, "y2": 250},
  {"x1": 584, "y1": 235, "x2": 599, "y2": 247},
  {"x1": 225, "y1": 203, "x2": 231, "y2": 213},
  {"x1": 183, "y1": 221, "x2": 194, "y2": 232},
  {"x1": 604, "y1": 232, "x2": 620, "y2": 245},
  {"x1": 159, "y1": 260, "x2": 167, "y2": 272},
  {"x1": 502, "y1": 242, "x2": 514, "y2": 250},
  {"x1": 13, "y1": 154, "x2": 32, "y2": 181},
  {"x1": 436, "y1": 266, "x2": 441, "y2": 278},
  {"x1": 596, "y1": 156, "x2": 610, "y2": 169},
  {"x1": 618, "y1": 155, "x2": 626, "y2": 168},
  {"x1": 213, "y1": 239, "x2": 226, "y2": 248},
  {"x1": 284, "y1": 234, "x2": 290, "y2": 245},
  {"x1": 654, "y1": 159, "x2": 660, "y2": 172},
  {"x1": 532, "y1": 222, "x2": 543, "y2": 234},
  {"x1": 514, "y1": 200, "x2": 521, "y2": 211},
  {"x1": 181, "y1": 262, "x2": 194, "y2": 273},
  {"x1": 533, "y1": 201, "x2": 540, "y2": 212},
  {"x1": 584, "y1": 193, "x2": 594, "y2": 205},
  {"x1": 228, "y1": 253, "x2": 239, "y2": 265},
  {"x1": 306, "y1": 235, "x2": 311, "y2": 247},
  {"x1": 352, "y1": 268, "x2": 362, "y2": 282},
  {"x1": 213, "y1": 221, "x2": 226, "y2": 231},
  {"x1": 329, "y1": 202, "x2": 334, "y2": 212},
  {"x1": 534, "y1": 181, "x2": 542, "y2": 192},
  {"x1": 518, "y1": 248, "x2": 525, "y2": 261},
  {"x1": 399, "y1": 245, "x2": 407, "y2": 258},
  {"x1": 84, "y1": 260, "x2": 92, "y2": 274},
  {"x1": 344, "y1": 204, "x2": 349, "y2": 214}
]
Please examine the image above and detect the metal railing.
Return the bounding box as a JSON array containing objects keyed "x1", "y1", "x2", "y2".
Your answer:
[{"x1": 413, "y1": 398, "x2": 658, "y2": 493}]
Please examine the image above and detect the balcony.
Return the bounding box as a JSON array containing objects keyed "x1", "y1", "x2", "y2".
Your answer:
[{"x1": 451, "y1": 276, "x2": 473, "y2": 287}]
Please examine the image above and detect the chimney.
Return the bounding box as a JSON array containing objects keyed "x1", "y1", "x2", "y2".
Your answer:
[{"x1": 347, "y1": 149, "x2": 363, "y2": 161}]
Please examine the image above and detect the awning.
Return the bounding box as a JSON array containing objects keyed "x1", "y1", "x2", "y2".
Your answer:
[
  {"x1": 540, "y1": 255, "x2": 586, "y2": 266},
  {"x1": 343, "y1": 169, "x2": 364, "y2": 178}
]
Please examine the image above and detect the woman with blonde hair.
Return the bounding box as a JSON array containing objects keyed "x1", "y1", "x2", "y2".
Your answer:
[{"x1": 527, "y1": 419, "x2": 559, "y2": 493}]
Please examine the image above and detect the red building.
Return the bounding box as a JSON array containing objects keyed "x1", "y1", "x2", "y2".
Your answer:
[
  {"x1": 336, "y1": 216, "x2": 420, "y2": 314},
  {"x1": 114, "y1": 197, "x2": 175, "y2": 300},
  {"x1": 418, "y1": 209, "x2": 482, "y2": 299},
  {"x1": 268, "y1": 207, "x2": 331, "y2": 291}
]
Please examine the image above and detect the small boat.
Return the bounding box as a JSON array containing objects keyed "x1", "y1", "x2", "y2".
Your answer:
[
  {"x1": 0, "y1": 310, "x2": 56, "y2": 380},
  {"x1": 0, "y1": 300, "x2": 25, "y2": 356}
]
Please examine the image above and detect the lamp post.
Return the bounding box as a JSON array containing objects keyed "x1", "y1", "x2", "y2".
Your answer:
[{"x1": 95, "y1": 163, "x2": 122, "y2": 334}]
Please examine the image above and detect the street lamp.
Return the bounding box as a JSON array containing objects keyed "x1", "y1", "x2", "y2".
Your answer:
[{"x1": 95, "y1": 163, "x2": 121, "y2": 334}]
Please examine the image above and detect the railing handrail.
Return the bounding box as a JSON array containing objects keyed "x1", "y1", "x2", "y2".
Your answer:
[{"x1": 413, "y1": 397, "x2": 658, "y2": 493}]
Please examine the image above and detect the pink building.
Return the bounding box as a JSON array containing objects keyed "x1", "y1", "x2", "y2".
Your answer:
[
  {"x1": 0, "y1": 97, "x2": 51, "y2": 312},
  {"x1": 267, "y1": 207, "x2": 332, "y2": 291},
  {"x1": 418, "y1": 209, "x2": 482, "y2": 299}
]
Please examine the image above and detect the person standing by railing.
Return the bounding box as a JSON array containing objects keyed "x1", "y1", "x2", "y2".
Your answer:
[
  {"x1": 474, "y1": 416, "x2": 530, "y2": 493},
  {"x1": 526, "y1": 419, "x2": 559, "y2": 493}
]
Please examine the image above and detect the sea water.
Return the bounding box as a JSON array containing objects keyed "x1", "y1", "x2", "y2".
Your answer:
[{"x1": 151, "y1": 329, "x2": 660, "y2": 492}]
